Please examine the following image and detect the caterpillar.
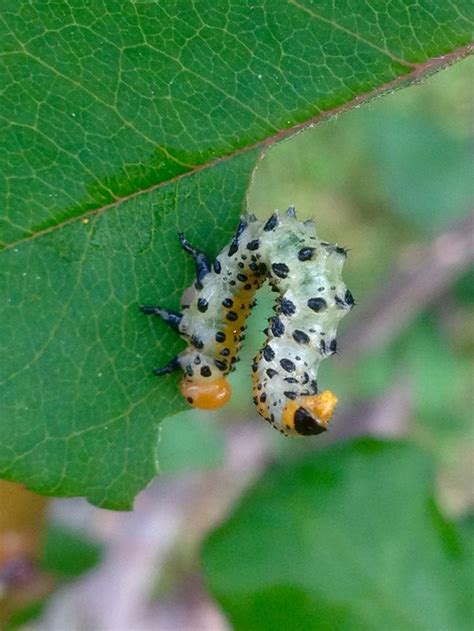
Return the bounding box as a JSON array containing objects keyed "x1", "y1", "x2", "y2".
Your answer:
[{"x1": 141, "y1": 207, "x2": 353, "y2": 436}]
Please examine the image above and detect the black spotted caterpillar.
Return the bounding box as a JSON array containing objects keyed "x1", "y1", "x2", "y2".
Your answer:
[{"x1": 141, "y1": 207, "x2": 354, "y2": 436}]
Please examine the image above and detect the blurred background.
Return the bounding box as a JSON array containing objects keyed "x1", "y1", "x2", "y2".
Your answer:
[{"x1": 1, "y1": 56, "x2": 472, "y2": 630}]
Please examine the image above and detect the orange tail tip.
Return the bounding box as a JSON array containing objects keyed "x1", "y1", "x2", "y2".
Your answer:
[
  {"x1": 180, "y1": 377, "x2": 232, "y2": 410},
  {"x1": 306, "y1": 390, "x2": 338, "y2": 424},
  {"x1": 282, "y1": 390, "x2": 338, "y2": 435}
]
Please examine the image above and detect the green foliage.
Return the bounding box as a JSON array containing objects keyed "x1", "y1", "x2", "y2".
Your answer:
[
  {"x1": 0, "y1": 1, "x2": 472, "y2": 508},
  {"x1": 40, "y1": 524, "x2": 103, "y2": 577},
  {"x1": 203, "y1": 440, "x2": 472, "y2": 631},
  {"x1": 158, "y1": 412, "x2": 225, "y2": 475},
  {"x1": 5, "y1": 602, "x2": 45, "y2": 631}
]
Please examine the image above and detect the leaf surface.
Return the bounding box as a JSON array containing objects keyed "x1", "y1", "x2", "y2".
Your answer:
[{"x1": 0, "y1": 1, "x2": 472, "y2": 506}]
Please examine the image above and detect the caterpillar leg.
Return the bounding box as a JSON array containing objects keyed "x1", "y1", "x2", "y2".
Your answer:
[
  {"x1": 178, "y1": 233, "x2": 210, "y2": 288},
  {"x1": 140, "y1": 304, "x2": 182, "y2": 331},
  {"x1": 152, "y1": 356, "x2": 181, "y2": 376}
]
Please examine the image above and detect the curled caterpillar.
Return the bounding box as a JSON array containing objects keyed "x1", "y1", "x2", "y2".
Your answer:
[{"x1": 141, "y1": 207, "x2": 354, "y2": 436}]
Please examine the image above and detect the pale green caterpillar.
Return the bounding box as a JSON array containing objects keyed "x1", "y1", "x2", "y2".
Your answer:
[{"x1": 141, "y1": 207, "x2": 353, "y2": 436}]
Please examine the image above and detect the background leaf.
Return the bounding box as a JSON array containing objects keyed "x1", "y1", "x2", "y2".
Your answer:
[
  {"x1": 0, "y1": 1, "x2": 472, "y2": 507},
  {"x1": 203, "y1": 439, "x2": 472, "y2": 631}
]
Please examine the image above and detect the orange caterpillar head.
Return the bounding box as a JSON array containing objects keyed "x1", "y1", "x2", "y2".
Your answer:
[
  {"x1": 180, "y1": 377, "x2": 232, "y2": 410},
  {"x1": 282, "y1": 390, "x2": 338, "y2": 436}
]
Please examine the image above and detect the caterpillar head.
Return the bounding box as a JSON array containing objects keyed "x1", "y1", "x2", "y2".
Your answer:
[
  {"x1": 282, "y1": 390, "x2": 338, "y2": 436},
  {"x1": 180, "y1": 376, "x2": 232, "y2": 410}
]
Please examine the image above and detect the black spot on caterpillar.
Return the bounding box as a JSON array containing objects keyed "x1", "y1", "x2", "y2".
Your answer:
[{"x1": 141, "y1": 207, "x2": 354, "y2": 436}]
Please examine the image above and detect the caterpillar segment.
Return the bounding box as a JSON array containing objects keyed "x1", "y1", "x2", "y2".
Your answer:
[{"x1": 141, "y1": 207, "x2": 354, "y2": 436}]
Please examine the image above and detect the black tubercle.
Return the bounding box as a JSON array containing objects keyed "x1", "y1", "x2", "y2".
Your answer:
[
  {"x1": 235, "y1": 217, "x2": 248, "y2": 239},
  {"x1": 292, "y1": 329, "x2": 310, "y2": 344},
  {"x1": 270, "y1": 317, "x2": 285, "y2": 337},
  {"x1": 246, "y1": 239, "x2": 260, "y2": 250},
  {"x1": 280, "y1": 358, "x2": 296, "y2": 372},
  {"x1": 263, "y1": 345, "x2": 275, "y2": 361},
  {"x1": 344, "y1": 289, "x2": 355, "y2": 307},
  {"x1": 263, "y1": 213, "x2": 278, "y2": 231},
  {"x1": 191, "y1": 335, "x2": 204, "y2": 349},
  {"x1": 197, "y1": 298, "x2": 208, "y2": 313},
  {"x1": 280, "y1": 297, "x2": 296, "y2": 316},
  {"x1": 307, "y1": 297, "x2": 327, "y2": 312},
  {"x1": 271, "y1": 263, "x2": 289, "y2": 279},
  {"x1": 228, "y1": 241, "x2": 239, "y2": 256},
  {"x1": 297, "y1": 247, "x2": 314, "y2": 261}
]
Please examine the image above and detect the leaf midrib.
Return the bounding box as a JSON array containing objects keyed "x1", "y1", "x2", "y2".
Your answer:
[{"x1": 1, "y1": 44, "x2": 472, "y2": 252}]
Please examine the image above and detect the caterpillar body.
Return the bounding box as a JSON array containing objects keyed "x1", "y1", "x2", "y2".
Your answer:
[{"x1": 141, "y1": 207, "x2": 353, "y2": 436}]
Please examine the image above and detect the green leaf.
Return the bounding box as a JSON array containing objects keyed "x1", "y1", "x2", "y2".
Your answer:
[
  {"x1": 203, "y1": 440, "x2": 472, "y2": 631},
  {"x1": 40, "y1": 524, "x2": 103, "y2": 577},
  {"x1": 0, "y1": 150, "x2": 259, "y2": 509},
  {"x1": 5, "y1": 602, "x2": 45, "y2": 631},
  {"x1": 158, "y1": 411, "x2": 225, "y2": 475},
  {"x1": 1, "y1": 1, "x2": 472, "y2": 244},
  {"x1": 0, "y1": 2, "x2": 472, "y2": 507},
  {"x1": 361, "y1": 110, "x2": 473, "y2": 231}
]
